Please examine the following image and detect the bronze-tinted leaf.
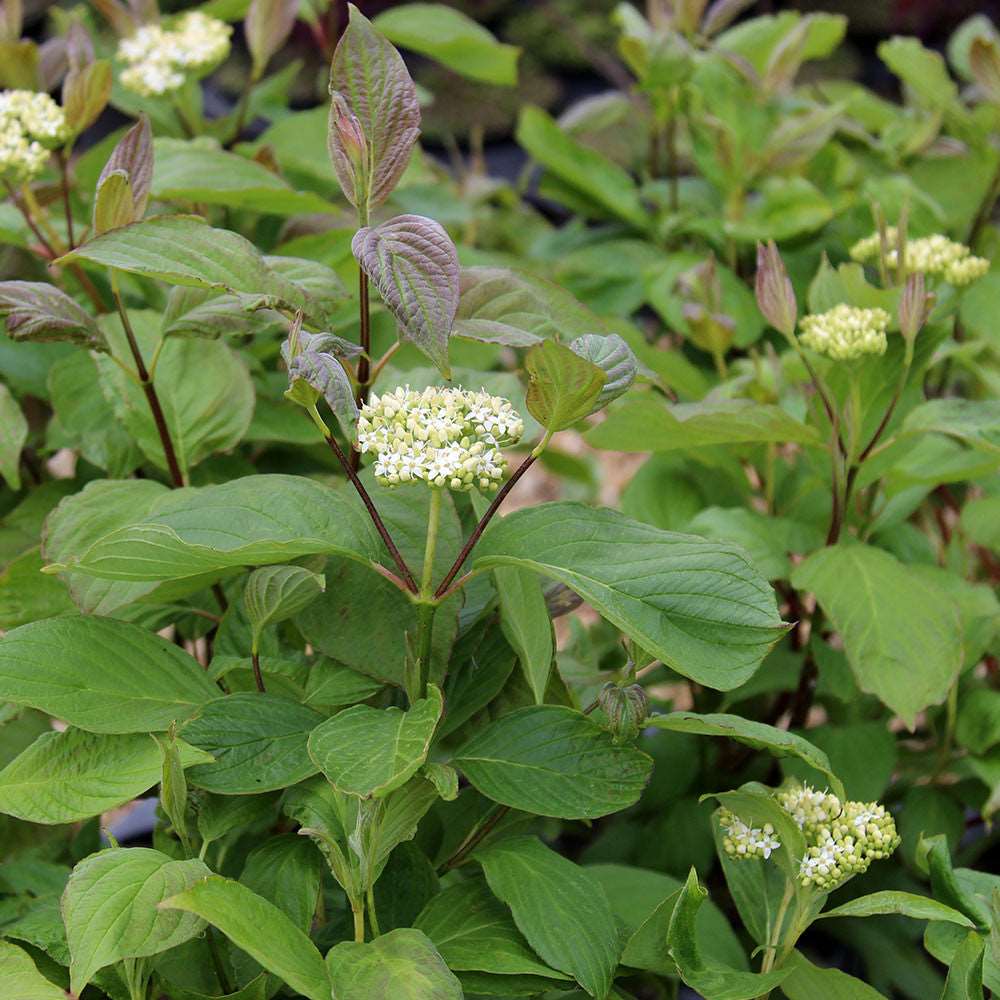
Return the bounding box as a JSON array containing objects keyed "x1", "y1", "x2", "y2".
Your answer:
[
  {"x1": 97, "y1": 114, "x2": 153, "y2": 219},
  {"x1": 62, "y1": 58, "x2": 111, "y2": 137},
  {"x1": 0, "y1": 281, "x2": 103, "y2": 349}
]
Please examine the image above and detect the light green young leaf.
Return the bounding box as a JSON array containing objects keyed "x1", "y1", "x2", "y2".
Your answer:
[
  {"x1": 93, "y1": 169, "x2": 135, "y2": 235},
  {"x1": 307, "y1": 685, "x2": 443, "y2": 798},
  {"x1": 182, "y1": 693, "x2": 324, "y2": 794},
  {"x1": 516, "y1": 106, "x2": 648, "y2": 230},
  {"x1": 648, "y1": 711, "x2": 845, "y2": 801},
  {"x1": 586, "y1": 396, "x2": 820, "y2": 452},
  {"x1": 667, "y1": 868, "x2": 792, "y2": 1000},
  {"x1": 53, "y1": 474, "x2": 381, "y2": 583},
  {"x1": 97, "y1": 113, "x2": 153, "y2": 219},
  {"x1": 330, "y1": 3, "x2": 420, "y2": 208},
  {"x1": 473, "y1": 502, "x2": 787, "y2": 690},
  {"x1": 0, "y1": 381, "x2": 27, "y2": 490},
  {"x1": 879, "y1": 35, "x2": 959, "y2": 108},
  {"x1": 63, "y1": 847, "x2": 211, "y2": 994},
  {"x1": 792, "y1": 544, "x2": 964, "y2": 728},
  {"x1": 326, "y1": 927, "x2": 462, "y2": 1000},
  {"x1": 286, "y1": 349, "x2": 359, "y2": 437},
  {"x1": 161, "y1": 876, "x2": 331, "y2": 1000},
  {"x1": 494, "y1": 565, "x2": 553, "y2": 704},
  {"x1": 818, "y1": 890, "x2": 974, "y2": 927},
  {"x1": 0, "y1": 728, "x2": 211, "y2": 823},
  {"x1": 525, "y1": 339, "x2": 606, "y2": 434},
  {"x1": 0, "y1": 615, "x2": 219, "y2": 733},
  {"x1": 568, "y1": 333, "x2": 638, "y2": 410},
  {"x1": 415, "y1": 879, "x2": 569, "y2": 978},
  {"x1": 0, "y1": 940, "x2": 65, "y2": 999},
  {"x1": 244, "y1": 565, "x2": 326, "y2": 649},
  {"x1": 474, "y1": 836, "x2": 620, "y2": 998},
  {"x1": 352, "y1": 214, "x2": 460, "y2": 378},
  {"x1": 454, "y1": 705, "x2": 652, "y2": 819},
  {"x1": 373, "y1": 4, "x2": 519, "y2": 85}
]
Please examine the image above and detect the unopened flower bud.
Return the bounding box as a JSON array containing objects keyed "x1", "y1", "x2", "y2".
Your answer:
[
  {"x1": 755, "y1": 240, "x2": 798, "y2": 338},
  {"x1": 598, "y1": 682, "x2": 648, "y2": 744},
  {"x1": 718, "y1": 807, "x2": 781, "y2": 861},
  {"x1": 898, "y1": 272, "x2": 934, "y2": 344},
  {"x1": 799, "y1": 304, "x2": 889, "y2": 361}
]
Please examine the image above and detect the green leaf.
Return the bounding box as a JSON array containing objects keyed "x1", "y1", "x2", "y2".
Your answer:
[
  {"x1": 0, "y1": 381, "x2": 26, "y2": 490},
  {"x1": 791, "y1": 544, "x2": 964, "y2": 727},
  {"x1": 326, "y1": 927, "x2": 462, "y2": 1000},
  {"x1": 961, "y1": 497, "x2": 1000, "y2": 550},
  {"x1": 667, "y1": 868, "x2": 792, "y2": 1000},
  {"x1": 161, "y1": 876, "x2": 331, "y2": 1000},
  {"x1": 53, "y1": 474, "x2": 381, "y2": 583},
  {"x1": 0, "y1": 728, "x2": 210, "y2": 823},
  {"x1": 307, "y1": 685, "x2": 443, "y2": 798},
  {"x1": 879, "y1": 35, "x2": 958, "y2": 108},
  {"x1": 302, "y1": 658, "x2": 385, "y2": 710},
  {"x1": 287, "y1": 348, "x2": 359, "y2": 437},
  {"x1": 63, "y1": 59, "x2": 112, "y2": 137},
  {"x1": 415, "y1": 879, "x2": 569, "y2": 978},
  {"x1": 58, "y1": 215, "x2": 303, "y2": 306},
  {"x1": 96, "y1": 310, "x2": 255, "y2": 478},
  {"x1": 957, "y1": 688, "x2": 1000, "y2": 755},
  {"x1": 454, "y1": 705, "x2": 652, "y2": 819},
  {"x1": 0, "y1": 547, "x2": 75, "y2": 629},
  {"x1": 819, "y1": 891, "x2": 975, "y2": 927},
  {"x1": 352, "y1": 214, "x2": 459, "y2": 377},
  {"x1": 780, "y1": 950, "x2": 890, "y2": 999},
  {"x1": 182, "y1": 693, "x2": 324, "y2": 794},
  {"x1": 586, "y1": 396, "x2": 819, "y2": 452},
  {"x1": 244, "y1": 565, "x2": 326, "y2": 650},
  {"x1": 516, "y1": 106, "x2": 647, "y2": 230},
  {"x1": 245, "y1": 0, "x2": 298, "y2": 74},
  {"x1": 941, "y1": 931, "x2": 986, "y2": 1000},
  {"x1": 93, "y1": 170, "x2": 135, "y2": 235},
  {"x1": 152, "y1": 139, "x2": 335, "y2": 216},
  {"x1": 63, "y1": 847, "x2": 211, "y2": 994},
  {"x1": 373, "y1": 4, "x2": 519, "y2": 85},
  {"x1": 97, "y1": 114, "x2": 153, "y2": 220},
  {"x1": 0, "y1": 615, "x2": 219, "y2": 733},
  {"x1": 0, "y1": 940, "x2": 65, "y2": 999},
  {"x1": 240, "y1": 834, "x2": 323, "y2": 932},
  {"x1": 494, "y1": 566, "x2": 553, "y2": 704},
  {"x1": 903, "y1": 399, "x2": 1000, "y2": 454},
  {"x1": 568, "y1": 333, "x2": 638, "y2": 410},
  {"x1": 525, "y1": 340, "x2": 606, "y2": 434},
  {"x1": 330, "y1": 3, "x2": 420, "y2": 208},
  {"x1": 0, "y1": 280, "x2": 103, "y2": 348},
  {"x1": 473, "y1": 502, "x2": 786, "y2": 690},
  {"x1": 648, "y1": 711, "x2": 845, "y2": 800},
  {"x1": 474, "y1": 836, "x2": 620, "y2": 998}
]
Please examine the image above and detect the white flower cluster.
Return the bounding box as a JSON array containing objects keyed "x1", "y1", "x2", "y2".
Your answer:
[
  {"x1": 851, "y1": 228, "x2": 989, "y2": 287},
  {"x1": 356, "y1": 385, "x2": 524, "y2": 492},
  {"x1": 719, "y1": 808, "x2": 782, "y2": 860},
  {"x1": 720, "y1": 784, "x2": 900, "y2": 893},
  {"x1": 0, "y1": 90, "x2": 67, "y2": 181},
  {"x1": 799, "y1": 304, "x2": 890, "y2": 361},
  {"x1": 118, "y1": 12, "x2": 232, "y2": 97}
]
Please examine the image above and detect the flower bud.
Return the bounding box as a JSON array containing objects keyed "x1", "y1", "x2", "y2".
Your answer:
[
  {"x1": 898, "y1": 272, "x2": 933, "y2": 344},
  {"x1": 598, "y1": 682, "x2": 649, "y2": 744},
  {"x1": 328, "y1": 92, "x2": 369, "y2": 208}
]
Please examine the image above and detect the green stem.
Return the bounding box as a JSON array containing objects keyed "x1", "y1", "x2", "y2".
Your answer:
[
  {"x1": 421, "y1": 488, "x2": 442, "y2": 596},
  {"x1": 934, "y1": 680, "x2": 959, "y2": 779},
  {"x1": 352, "y1": 898, "x2": 365, "y2": 943},
  {"x1": 366, "y1": 884, "x2": 381, "y2": 938},
  {"x1": 414, "y1": 601, "x2": 436, "y2": 702}
]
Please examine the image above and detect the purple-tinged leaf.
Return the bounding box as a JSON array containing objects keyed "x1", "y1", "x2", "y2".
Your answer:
[
  {"x1": 329, "y1": 3, "x2": 420, "y2": 210},
  {"x1": 0, "y1": 280, "x2": 103, "y2": 349},
  {"x1": 97, "y1": 114, "x2": 153, "y2": 219},
  {"x1": 287, "y1": 349, "x2": 359, "y2": 436},
  {"x1": 352, "y1": 214, "x2": 459, "y2": 377},
  {"x1": 245, "y1": 0, "x2": 298, "y2": 78},
  {"x1": 568, "y1": 334, "x2": 638, "y2": 410},
  {"x1": 61, "y1": 58, "x2": 111, "y2": 137}
]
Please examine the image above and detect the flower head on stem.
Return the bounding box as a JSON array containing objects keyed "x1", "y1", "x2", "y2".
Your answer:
[
  {"x1": 0, "y1": 90, "x2": 67, "y2": 182},
  {"x1": 799, "y1": 304, "x2": 890, "y2": 361}
]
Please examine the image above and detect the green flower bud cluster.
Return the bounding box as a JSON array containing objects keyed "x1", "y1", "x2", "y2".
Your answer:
[
  {"x1": 119, "y1": 13, "x2": 232, "y2": 97},
  {"x1": 0, "y1": 91, "x2": 67, "y2": 182},
  {"x1": 598, "y1": 682, "x2": 649, "y2": 744},
  {"x1": 799, "y1": 304, "x2": 890, "y2": 361},
  {"x1": 719, "y1": 784, "x2": 900, "y2": 892},
  {"x1": 719, "y1": 808, "x2": 782, "y2": 861},
  {"x1": 357, "y1": 385, "x2": 524, "y2": 492},
  {"x1": 850, "y1": 228, "x2": 989, "y2": 286}
]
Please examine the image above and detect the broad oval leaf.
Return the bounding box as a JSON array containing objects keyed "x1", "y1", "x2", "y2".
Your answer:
[
  {"x1": 326, "y1": 928, "x2": 462, "y2": 1000},
  {"x1": 352, "y1": 214, "x2": 459, "y2": 377},
  {"x1": 182, "y1": 693, "x2": 325, "y2": 794},
  {"x1": 525, "y1": 340, "x2": 606, "y2": 433},
  {"x1": 307, "y1": 685, "x2": 443, "y2": 798},
  {"x1": 568, "y1": 333, "x2": 638, "y2": 410},
  {"x1": 454, "y1": 705, "x2": 652, "y2": 819},
  {"x1": 0, "y1": 728, "x2": 211, "y2": 824},
  {"x1": 245, "y1": 565, "x2": 326, "y2": 646},
  {"x1": 329, "y1": 4, "x2": 420, "y2": 208},
  {"x1": 62, "y1": 847, "x2": 211, "y2": 994},
  {"x1": 415, "y1": 880, "x2": 569, "y2": 979},
  {"x1": 0, "y1": 280, "x2": 103, "y2": 348},
  {"x1": 474, "y1": 836, "x2": 620, "y2": 999},
  {"x1": 818, "y1": 890, "x2": 975, "y2": 927},
  {"x1": 0, "y1": 940, "x2": 65, "y2": 999},
  {"x1": 0, "y1": 615, "x2": 220, "y2": 733},
  {"x1": 473, "y1": 502, "x2": 787, "y2": 690},
  {"x1": 161, "y1": 876, "x2": 331, "y2": 1000},
  {"x1": 52, "y1": 474, "x2": 381, "y2": 583},
  {"x1": 791, "y1": 544, "x2": 964, "y2": 728},
  {"x1": 648, "y1": 711, "x2": 845, "y2": 801}
]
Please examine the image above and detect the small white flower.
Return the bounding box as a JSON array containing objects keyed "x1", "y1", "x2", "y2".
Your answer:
[
  {"x1": 851, "y1": 228, "x2": 989, "y2": 288},
  {"x1": 0, "y1": 90, "x2": 67, "y2": 181}
]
